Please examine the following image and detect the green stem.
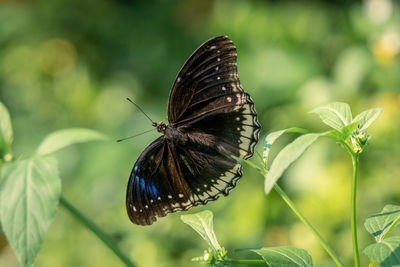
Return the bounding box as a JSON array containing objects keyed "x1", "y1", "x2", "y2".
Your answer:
[
  {"x1": 241, "y1": 159, "x2": 344, "y2": 266},
  {"x1": 273, "y1": 184, "x2": 344, "y2": 267},
  {"x1": 225, "y1": 259, "x2": 266, "y2": 265},
  {"x1": 351, "y1": 154, "x2": 361, "y2": 267},
  {"x1": 368, "y1": 260, "x2": 375, "y2": 267},
  {"x1": 60, "y1": 196, "x2": 136, "y2": 267}
]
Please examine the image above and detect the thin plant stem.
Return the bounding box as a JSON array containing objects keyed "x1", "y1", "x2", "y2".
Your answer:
[
  {"x1": 368, "y1": 260, "x2": 375, "y2": 267},
  {"x1": 60, "y1": 195, "x2": 136, "y2": 267},
  {"x1": 241, "y1": 159, "x2": 344, "y2": 266},
  {"x1": 273, "y1": 184, "x2": 344, "y2": 267},
  {"x1": 351, "y1": 154, "x2": 361, "y2": 267},
  {"x1": 225, "y1": 259, "x2": 266, "y2": 265}
]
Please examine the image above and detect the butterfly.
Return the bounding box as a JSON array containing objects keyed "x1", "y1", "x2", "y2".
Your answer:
[{"x1": 126, "y1": 36, "x2": 261, "y2": 225}]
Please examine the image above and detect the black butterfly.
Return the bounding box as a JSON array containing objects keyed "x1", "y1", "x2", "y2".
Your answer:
[{"x1": 126, "y1": 36, "x2": 261, "y2": 225}]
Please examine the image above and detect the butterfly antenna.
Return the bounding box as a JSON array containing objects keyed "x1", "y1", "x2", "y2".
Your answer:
[
  {"x1": 117, "y1": 128, "x2": 156, "y2": 142},
  {"x1": 126, "y1": 98, "x2": 156, "y2": 126}
]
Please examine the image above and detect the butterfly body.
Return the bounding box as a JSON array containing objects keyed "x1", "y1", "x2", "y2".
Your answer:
[
  {"x1": 157, "y1": 123, "x2": 187, "y2": 145},
  {"x1": 126, "y1": 36, "x2": 261, "y2": 225}
]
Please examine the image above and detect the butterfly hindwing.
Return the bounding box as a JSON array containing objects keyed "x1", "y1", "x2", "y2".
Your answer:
[{"x1": 174, "y1": 142, "x2": 243, "y2": 205}]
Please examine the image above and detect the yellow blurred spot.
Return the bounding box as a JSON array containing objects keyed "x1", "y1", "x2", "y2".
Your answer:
[
  {"x1": 4, "y1": 154, "x2": 12, "y2": 162},
  {"x1": 39, "y1": 39, "x2": 76, "y2": 76},
  {"x1": 372, "y1": 31, "x2": 400, "y2": 65}
]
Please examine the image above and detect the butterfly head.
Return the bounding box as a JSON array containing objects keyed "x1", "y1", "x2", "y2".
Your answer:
[{"x1": 155, "y1": 122, "x2": 167, "y2": 133}]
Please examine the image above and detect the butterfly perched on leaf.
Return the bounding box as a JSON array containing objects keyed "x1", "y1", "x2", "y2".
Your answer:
[{"x1": 126, "y1": 36, "x2": 261, "y2": 225}]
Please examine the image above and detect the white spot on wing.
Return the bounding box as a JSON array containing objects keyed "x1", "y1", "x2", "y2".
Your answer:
[
  {"x1": 222, "y1": 86, "x2": 226, "y2": 91},
  {"x1": 171, "y1": 202, "x2": 181, "y2": 208},
  {"x1": 177, "y1": 77, "x2": 181, "y2": 83},
  {"x1": 217, "y1": 58, "x2": 221, "y2": 62},
  {"x1": 227, "y1": 97, "x2": 232, "y2": 102},
  {"x1": 168, "y1": 195, "x2": 172, "y2": 199},
  {"x1": 179, "y1": 193, "x2": 184, "y2": 198},
  {"x1": 181, "y1": 200, "x2": 191, "y2": 206}
]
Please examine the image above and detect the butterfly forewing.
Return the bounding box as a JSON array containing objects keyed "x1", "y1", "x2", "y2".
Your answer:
[
  {"x1": 126, "y1": 36, "x2": 260, "y2": 225},
  {"x1": 168, "y1": 36, "x2": 239, "y2": 123}
]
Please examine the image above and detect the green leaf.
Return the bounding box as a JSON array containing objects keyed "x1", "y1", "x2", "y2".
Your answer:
[
  {"x1": 353, "y1": 107, "x2": 383, "y2": 131},
  {"x1": 341, "y1": 120, "x2": 360, "y2": 140},
  {"x1": 265, "y1": 133, "x2": 323, "y2": 194},
  {"x1": 252, "y1": 246, "x2": 313, "y2": 267},
  {"x1": 323, "y1": 130, "x2": 345, "y2": 141},
  {"x1": 363, "y1": 236, "x2": 400, "y2": 267},
  {"x1": 181, "y1": 210, "x2": 222, "y2": 252},
  {"x1": 263, "y1": 127, "x2": 311, "y2": 165},
  {"x1": 36, "y1": 128, "x2": 107, "y2": 155},
  {"x1": 310, "y1": 102, "x2": 352, "y2": 131},
  {"x1": 0, "y1": 156, "x2": 61, "y2": 266},
  {"x1": 0, "y1": 102, "x2": 13, "y2": 153},
  {"x1": 365, "y1": 205, "x2": 400, "y2": 242}
]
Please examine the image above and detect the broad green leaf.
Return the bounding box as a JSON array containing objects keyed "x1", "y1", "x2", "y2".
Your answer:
[
  {"x1": 0, "y1": 156, "x2": 61, "y2": 266},
  {"x1": 323, "y1": 130, "x2": 345, "y2": 141},
  {"x1": 365, "y1": 205, "x2": 400, "y2": 242},
  {"x1": 265, "y1": 133, "x2": 323, "y2": 194},
  {"x1": 363, "y1": 236, "x2": 400, "y2": 267},
  {"x1": 353, "y1": 107, "x2": 383, "y2": 131},
  {"x1": 310, "y1": 102, "x2": 352, "y2": 131},
  {"x1": 0, "y1": 102, "x2": 13, "y2": 153},
  {"x1": 252, "y1": 246, "x2": 313, "y2": 267},
  {"x1": 181, "y1": 210, "x2": 222, "y2": 252},
  {"x1": 341, "y1": 120, "x2": 360, "y2": 140},
  {"x1": 263, "y1": 128, "x2": 310, "y2": 165},
  {"x1": 36, "y1": 128, "x2": 107, "y2": 155}
]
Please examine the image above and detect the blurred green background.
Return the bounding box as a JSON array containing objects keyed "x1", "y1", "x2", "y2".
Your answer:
[{"x1": 1, "y1": 0, "x2": 399, "y2": 266}]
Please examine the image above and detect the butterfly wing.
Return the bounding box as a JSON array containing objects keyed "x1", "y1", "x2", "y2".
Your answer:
[
  {"x1": 168, "y1": 36, "x2": 238, "y2": 122},
  {"x1": 126, "y1": 135, "x2": 243, "y2": 225},
  {"x1": 167, "y1": 35, "x2": 260, "y2": 158},
  {"x1": 167, "y1": 35, "x2": 260, "y2": 206},
  {"x1": 173, "y1": 140, "x2": 243, "y2": 206},
  {"x1": 126, "y1": 137, "x2": 195, "y2": 225}
]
